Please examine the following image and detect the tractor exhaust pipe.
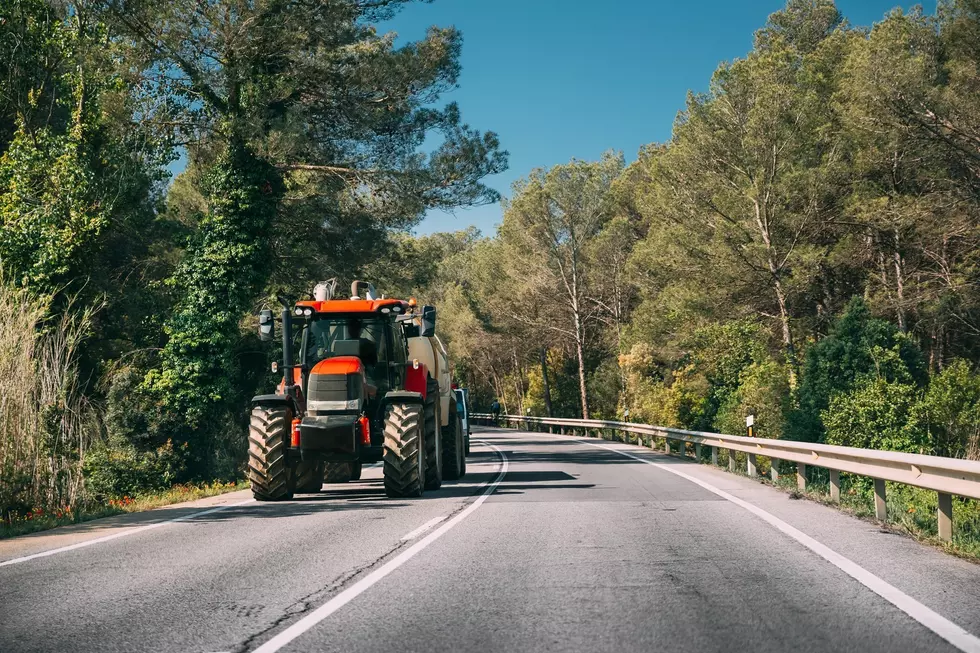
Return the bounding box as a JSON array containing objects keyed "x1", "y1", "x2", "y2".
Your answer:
[
  {"x1": 350, "y1": 280, "x2": 377, "y2": 300},
  {"x1": 277, "y1": 295, "x2": 297, "y2": 397}
]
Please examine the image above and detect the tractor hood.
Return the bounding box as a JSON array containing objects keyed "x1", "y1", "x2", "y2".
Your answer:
[{"x1": 307, "y1": 356, "x2": 366, "y2": 413}]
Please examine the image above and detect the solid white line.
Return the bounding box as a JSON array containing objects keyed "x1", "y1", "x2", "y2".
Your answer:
[
  {"x1": 252, "y1": 441, "x2": 508, "y2": 653},
  {"x1": 568, "y1": 436, "x2": 980, "y2": 653},
  {"x1": 400, "y1": 515, "x2": 447, "y2": 541},
  {"x1": 0, "y1": 498, "x2": 255, "y2": 568}
]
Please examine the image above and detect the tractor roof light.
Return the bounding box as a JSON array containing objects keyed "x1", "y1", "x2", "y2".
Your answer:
[
  {"x1": 302, "y1": 307, "x2": 313, "y2": 317},
  {"x1": 381, "y1": 308, "x2": 391, "y2": 314},
  {"x1": 392, "y1": 305, "x2": 402, "y2": 313},
  {"x1": 293, "y1": 307, "x2": 304, "y2": 316}
]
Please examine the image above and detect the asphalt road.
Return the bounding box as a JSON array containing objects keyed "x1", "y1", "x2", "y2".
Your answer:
[{"x1": 2, "y1": 428, "x2": 980, "y2": 653}]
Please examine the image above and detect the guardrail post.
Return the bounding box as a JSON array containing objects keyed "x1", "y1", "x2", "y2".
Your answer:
[
  {"x1": 677, "y1": 440, "x2": 686, "y2": 457},
  {"x1": 829, "y1": 470, "x2": 840, "y2": 503},
  {"x1": 695, "y1": 443, "x2": 702, "y2": 461},
  {"x1": 728, "y1": 451, "x2": 735, "y2": 472},
  {"x1": 938, "y1": 492, "x2": 952, "y2": 542},
  {"x1": 796, "y1": 463, "x2": 806, "y2": 491},
  {"x1": 747, "y1": 454, "x2": 757, "y2": 477},
  {"x1": 874, "y1": 479, "x2": 887, "y2": 521},
  {"x1": 770, "y1": 460, "x2": 779, "y2": 483},
  {"x1": 664, "y1": 438, "x2": 671, "y2": 454},
  {"x1": 711, "y1": 446, "x2": 718, "y2": 466}
]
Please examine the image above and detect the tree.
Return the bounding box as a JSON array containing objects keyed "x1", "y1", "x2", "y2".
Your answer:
[
  {"x1": 500, "y1": 152, "x2": 624, "y2": 419},
  {"x1": 628, "y1": 4, "x2": 856, "y2": 373},
  {"x1": 98, "y1": 0, "x2": 507, "y2": 467},
  {"x1": 840, "y1": 5, "x2": 980, "y2": 367}
]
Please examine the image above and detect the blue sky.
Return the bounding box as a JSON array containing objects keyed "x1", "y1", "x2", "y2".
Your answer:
[{"x1": 378, "y1": 0, "x2": 935, "y2": 236}]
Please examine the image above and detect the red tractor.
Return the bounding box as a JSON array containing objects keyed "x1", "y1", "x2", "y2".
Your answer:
[{"x1": 248, "y1": 280, "x2": 466, "y2": 500}]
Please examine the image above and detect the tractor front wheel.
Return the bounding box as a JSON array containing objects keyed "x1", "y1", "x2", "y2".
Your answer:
[
  {"x1": 383, "y1": 403, "x2": 425, "y2": 498},
  {"x1": 248, "y1": 405, "x2": 296, "y2": 501}
]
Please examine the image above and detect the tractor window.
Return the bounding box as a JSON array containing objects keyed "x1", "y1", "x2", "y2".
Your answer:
[
  {"x1": 390, "y1": 321, "x2": 408, "y2": 364},
  {"x1": 305, "y1": 317, "x2": 389, "y2": 388}
]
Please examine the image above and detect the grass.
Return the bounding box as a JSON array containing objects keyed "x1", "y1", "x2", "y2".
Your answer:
[{"x1": 0, "y1": 480, "x2": 248, "y2": 540}]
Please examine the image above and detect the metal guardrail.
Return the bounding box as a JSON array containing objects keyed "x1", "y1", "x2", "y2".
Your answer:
[{"x1": 472, "y1": 413, "x2": 980, "y2": 542}]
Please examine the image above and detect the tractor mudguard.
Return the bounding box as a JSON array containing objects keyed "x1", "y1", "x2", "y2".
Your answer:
[
  {"x1": 384, "y1": 390, "x2": 424, "y2": 405},
  {"x1": 251, "y1": 394, "x2": 299, "y2": 413}
]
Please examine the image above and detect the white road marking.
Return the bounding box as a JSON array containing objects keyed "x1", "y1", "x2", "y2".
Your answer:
[
  {"x1": 0, "y1": 499, "x2": 255, "y2": 568},
  {"x1": 399, "y1": 515, "x2": 448, "y2": 541},
  {"x1": 252, "y1": 441, "x2": 508, "y2": 653},
  {"x1": 567, "y1": 436, "x2": 980, "y2": 653}
]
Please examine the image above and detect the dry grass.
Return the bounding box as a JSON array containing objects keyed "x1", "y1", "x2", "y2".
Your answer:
[{"x1": 0, "y1": 281, "x2": 101, "y2": 523}]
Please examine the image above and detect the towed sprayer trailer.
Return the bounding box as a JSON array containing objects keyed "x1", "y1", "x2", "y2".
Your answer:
[{"x1": 248, "y1": 280, "x2": 467, "y2": 500}]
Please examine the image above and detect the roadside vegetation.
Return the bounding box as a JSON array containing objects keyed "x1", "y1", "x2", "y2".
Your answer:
[
  {"x1": 0, "y1": 0, "x2": 505, "y2": 530},
  {"x1": 2, "y1": 0, "x2": 979, "y2": 546}
]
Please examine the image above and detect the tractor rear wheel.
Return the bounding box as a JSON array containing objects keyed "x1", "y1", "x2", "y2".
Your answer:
[
  {"x1": 350, "y1": 460, "x2": 362, "y2": 481},
  {"x1": 324, "y1": 462, "x2": 352, "y2": 484},
  {"x1": 297, "y1": 461, "x2": 324, "y2": 493},
  {"x1": 442, "y1": 406, "x2": 465, "y2": 481},
  {"x1": 383, "y1": 403, "x2": 425, "y2": 498},
  {"x1": 423, "y1": 377, "x2": 442, "y2": 491},
  {"x1": 248, "y1": 405, "x2": 295, "y2": 501}
]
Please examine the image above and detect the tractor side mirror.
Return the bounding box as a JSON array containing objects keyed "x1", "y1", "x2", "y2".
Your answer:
[
  {"x1": 258, "y1": 309, "x2": 275, "y2": 342},
  {"x1": 420, "y1": 305, "x2": 437, "y2": 337}
]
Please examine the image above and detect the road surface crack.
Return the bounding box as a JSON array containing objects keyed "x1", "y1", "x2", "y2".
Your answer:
[{"x1": 233, "y1": 538, "x2": 411, "y2": 652}]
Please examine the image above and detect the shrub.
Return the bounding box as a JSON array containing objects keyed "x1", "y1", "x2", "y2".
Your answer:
[
  {"x1": 791, "y1": 297, "x2": 926, "y2": 442},
  {"x1": 822, "y1": 377, "x2": 924, "y2": 453},
  {"x1": 83, "y1": 440, "x2": 185, "y2": 499},
  {"x1": 919, "y1": 359, "x2": 980, "y2": 459}
]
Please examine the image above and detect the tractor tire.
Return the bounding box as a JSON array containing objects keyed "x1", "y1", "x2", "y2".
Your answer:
[
  {"x1": 465, "y1": 432, "x2": 471, "y2": 456},
  {"x1": 350, "y1": 460, "x2": 362, "y2": 481},
  {"x1": 248, "y1": 405, "x2": 295, "y2": 501},
  {"x1": 324, "y1": 462, "x2": 352, "y2": 484},
  {"x1": 423, "y1": 377, "x2": 442, "y2": 491},
  {"x1": 442, "y1": 406, "x2": 465, "y2": 481},
  {"x1": 297, "y1": 461, "x2": 324, "y2": 493},
  {"x1": 383, "y1": 403, "x2": 425, "y2": 498}
]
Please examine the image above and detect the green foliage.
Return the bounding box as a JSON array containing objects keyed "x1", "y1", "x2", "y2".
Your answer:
[
  {"x1": 0, "y1": 123, "x2": 111, "y2": 290},
  {"x1": 715, "y1": 360, "x2": 793, "y2": 438},
  {"x1": 823, "y1": 377, "x2": 924, "y2": 452},
  {"x1": 791, "y1": 298, "x2": 926, "y2": 441},
  {"x1": 919, "y1": 360, "x2": 980, "y2": 459},
  {"x1": 83, "y1": 441, "x2": 185, "y2": 499}
]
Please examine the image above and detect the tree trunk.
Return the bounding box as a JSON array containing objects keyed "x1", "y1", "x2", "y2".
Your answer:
[
  {"x1": 573, "y1": 312, "x2": 589, "y2": 419},
  {"x1": 893, "y1": 228, "x2": 906, "y2": 332},
  {"x1": 539, "y1": 347, "x2": 553, "y2": 418},
  {"x1": 773, "y1": 278, "x2": 797, "y2": 375}
]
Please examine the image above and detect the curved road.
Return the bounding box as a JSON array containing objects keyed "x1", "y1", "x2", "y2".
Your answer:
[{"x1": 2, "y1": 428, "x2": 980, "y2": 653}]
